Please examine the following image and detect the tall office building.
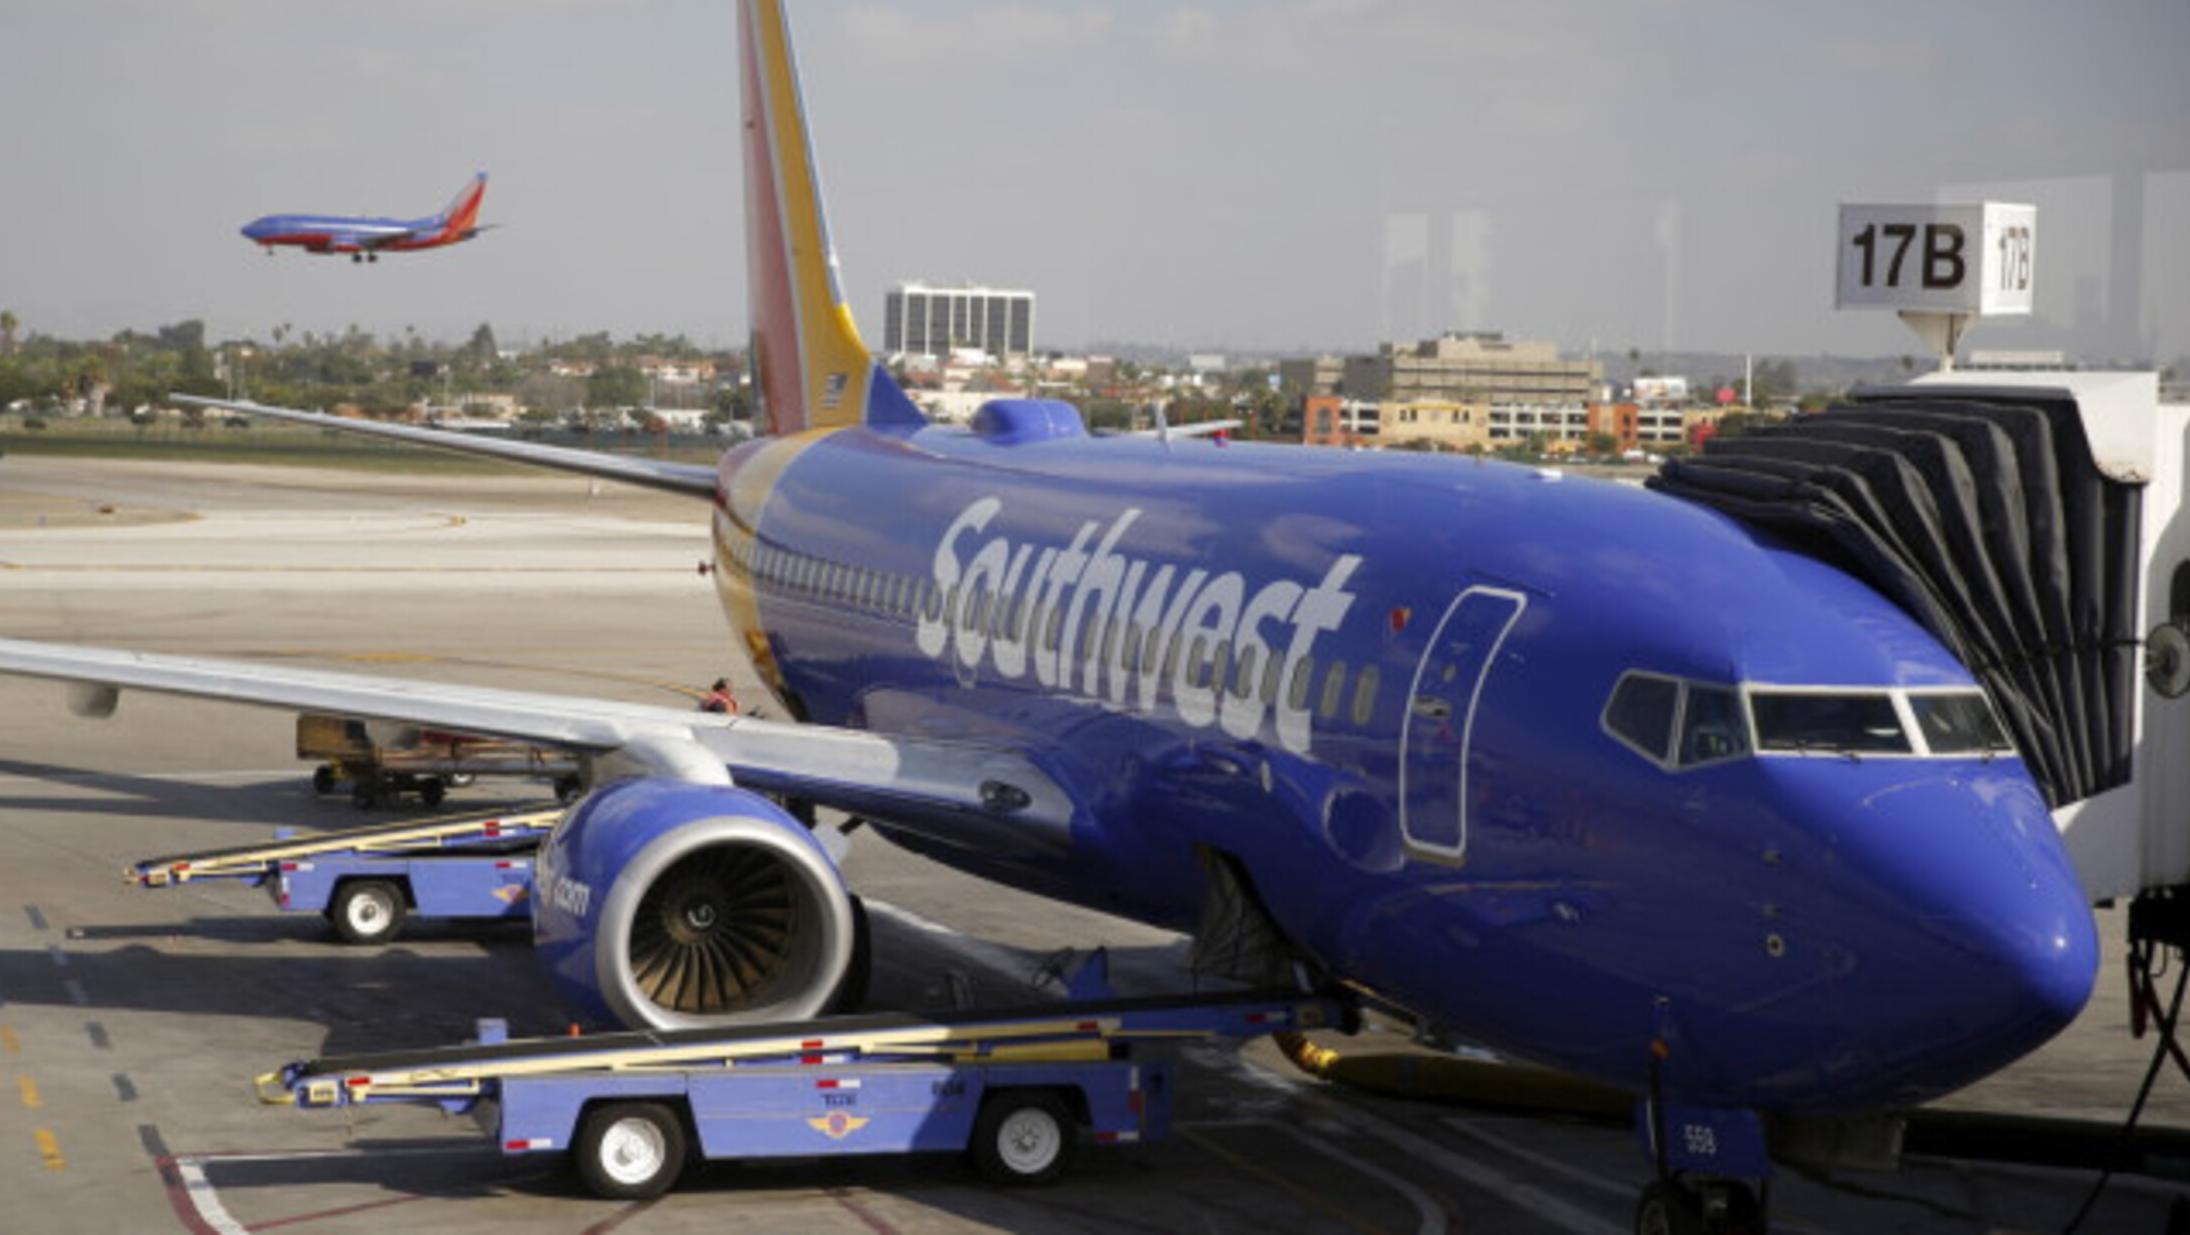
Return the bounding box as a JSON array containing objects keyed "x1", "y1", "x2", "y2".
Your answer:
[
  {"x1": 1341, "y1": 333, "x2": 1602, "y2": 406},
  {"x1": 883, "y1": 282, "x2": 1035, "y2": 360}
]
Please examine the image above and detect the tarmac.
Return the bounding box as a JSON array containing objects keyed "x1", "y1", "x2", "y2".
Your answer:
[{"x1": 0, "y1": 452, "x2": 2184, "y2": 1234}]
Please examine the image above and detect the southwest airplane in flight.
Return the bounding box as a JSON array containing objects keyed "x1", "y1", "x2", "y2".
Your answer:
[
  {"x1": 239, "y1": 172, "x2": 491, "y2": 263},
  {"x1": 0, "y1": 1, "x2": 2096, "y2": 1224}
]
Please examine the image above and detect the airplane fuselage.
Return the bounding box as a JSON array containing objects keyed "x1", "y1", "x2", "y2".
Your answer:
[
  {"x1": 707, "y1": 412, "x2": 2096, "y2": 1115},
  {"x1": 241, "y1": 213, "x2": 468, "y2": 255}
]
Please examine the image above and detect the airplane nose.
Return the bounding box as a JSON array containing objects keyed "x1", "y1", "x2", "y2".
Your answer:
[
  {"x1": 1834, "y1": 769, "x2": 2097, "y2": 1101},
  {"x1": 1733, "y1": 762, "x2": 2098, "y2": 1111}
]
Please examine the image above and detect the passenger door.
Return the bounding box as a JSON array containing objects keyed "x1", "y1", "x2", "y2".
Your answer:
[{"x1": 1398, "y1": 587, "x2": 1527, "y2": 863}]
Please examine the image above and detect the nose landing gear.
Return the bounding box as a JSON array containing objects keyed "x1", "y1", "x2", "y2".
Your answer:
[{"x1": 1636, "y1": 1050, "x2": 1771, "y2": 1233}]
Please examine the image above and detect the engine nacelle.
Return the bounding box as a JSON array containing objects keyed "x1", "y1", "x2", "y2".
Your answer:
[{"x1": 533, "y1": 779, "x2": 855, "y2": 1031}]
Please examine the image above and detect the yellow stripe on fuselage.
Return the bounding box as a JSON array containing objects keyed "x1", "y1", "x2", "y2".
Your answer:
[
  {"x1": 711, "y1": 427, "x2": 848, "y2": 705},
  {"x1": 751, "y1": 0, "x2": 873, "y2": 431}
]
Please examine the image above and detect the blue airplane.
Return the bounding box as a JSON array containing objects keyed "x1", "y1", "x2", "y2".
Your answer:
[
  {"x1": 240, "y1": 173, "x2": 491, "y2": 263},
  {"x1": 4, "y1": 0, "x2": 2096, "y2": 1226}
]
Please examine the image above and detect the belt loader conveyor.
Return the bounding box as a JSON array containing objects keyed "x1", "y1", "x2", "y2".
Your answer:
[
  {"x1": 129, "y1": 807, "x2": 561, "y2": 945},
  {"x1": 258, "y1": 989, "x2": 1354, "y2": 1197}
]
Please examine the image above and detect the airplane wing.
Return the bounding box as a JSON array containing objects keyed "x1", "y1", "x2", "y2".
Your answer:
[
  {"x1": 0, "y1": 638, "x2": 1077, "y2": 855},
  {"x1": 172, "y1": 396, "x2": 719, "y2": 500}
]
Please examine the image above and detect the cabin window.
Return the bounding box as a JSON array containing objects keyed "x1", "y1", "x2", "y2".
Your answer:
[
  {"x1": 1603, "y1": 673, "x2": 1678, "y2": 763},
  {"x1": 1231, "y1": 645, "x2": 1260, "y2": 699},
  {"x1": 1260, "y1": 649, "x2": 1284, "y2": 705},
  {"x1": 1288, "y1": 657, "x2": 1315, "y2": 712},
  {"x1": 1351, "y1": 664, "x2": 1380, "y2": 725},
  {"x1": 1044, "y1": 604, "x2": 1064, "y2": 652},
  {"x1": 1187, "y1": 636, "x2": 1209, "y2": 686},
  {"x1": 1160, "y1": 627, "x2": 1184, "y2": 686},
  {"x1": 1318, "y1": 662, "x2": 1347, "y2": 719},
  {"x1": 1103, "y1": 614, "x2": 1123, "y2": 671},
  {"x1": 1210, "y1": 641, "x2": 1232, "y2": 692},
  {"x1": 1679, "y1": 685, "x2": 1749, "y2": 766},
  {"x1": 1907, "y1": 692, "x2": 2012, "y2": 755},
  {"x1": 1751, "y1": 691, "x2": 1909, "y2": 755},
  {"x1": 965, "y1": 587, "x2": 989, "y2": 632}
]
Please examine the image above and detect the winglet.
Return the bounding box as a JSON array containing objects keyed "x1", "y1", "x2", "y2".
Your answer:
[{"x1": 739, "y1": 1, "x2": 923, "y2": 436}]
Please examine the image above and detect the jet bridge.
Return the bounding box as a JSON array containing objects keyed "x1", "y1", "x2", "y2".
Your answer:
[{"x1": 1653, "y1": 370, "x2": 2189, "y2": 906}]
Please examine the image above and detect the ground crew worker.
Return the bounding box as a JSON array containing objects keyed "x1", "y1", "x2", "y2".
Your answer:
[{"x1": 699, "y1": 678, "x2": 739, "y2": 715}]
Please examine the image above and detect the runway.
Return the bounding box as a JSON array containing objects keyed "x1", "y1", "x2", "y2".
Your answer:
[{"x1": 0, "y1": 454, "x2": 2181, "y2": 1233}]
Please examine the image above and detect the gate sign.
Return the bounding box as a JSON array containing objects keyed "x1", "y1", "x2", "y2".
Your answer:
[{"x1": 1835, "y1": 202, "x2": 2035, "y2": 315}]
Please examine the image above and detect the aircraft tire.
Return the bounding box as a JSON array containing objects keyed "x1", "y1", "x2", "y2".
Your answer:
[
  {"x1": 311, "y1": 765, "x2": 337, "y2": 796},
  {"x1": 418, "y1": 777, "x2": 447, "y2": 808}
]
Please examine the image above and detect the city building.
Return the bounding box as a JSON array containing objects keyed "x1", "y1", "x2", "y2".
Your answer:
[
  {"x1": 1285, "y1": 395, "x2": 1380, "y2": 446},
  {"x1": 1636, "y1": 406, "x2": 1686, "y2": 446},
  {"x1": 883, "y1": 282, "x2": 1035, "y2": 360},
  {"x1": 1382, "y1": 400, "x2": 1490, "y2": 451},
  {"x1": 1588, "y1": 403, "x2": 1640, "y2": 453},
  {"x1": 1279, "y1": 355, "x2": 1345, "y2": 395},
  {"x1": 1342, "y1": 333, "x2": 1603, "y2": 407},
  {"x1": 1486, "y1": 403, "x2": 1592, "y2": 446}
]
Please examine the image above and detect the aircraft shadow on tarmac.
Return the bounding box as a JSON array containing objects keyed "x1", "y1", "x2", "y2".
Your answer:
[
  {"x1": 0, "y1": 915, "x2": 1190, "y2": 1060},
  {"x1": 0, "y1": 755, "x2": 541, "y2": 831}
]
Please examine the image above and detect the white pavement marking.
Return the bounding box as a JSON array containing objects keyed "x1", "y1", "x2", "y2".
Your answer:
[
  {"x1": 1202, "y1": 1047, "x2": 1627, "y2": 1235},
  {"x1": 1441, "y1": 1116, "x2": 1630, "y2": 1201},
  {"x1": 175, "y1": 1159, "x2": 252, "y2": 1235},
  {"x1": 1278, "y1": 1123, "x2": 1447, "y2": 1235},
  {"x1": 870, "y1": 897, "x2": 1616, "y2": 1235}
]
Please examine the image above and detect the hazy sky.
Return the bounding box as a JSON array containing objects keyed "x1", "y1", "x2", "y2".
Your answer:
[{"x1": 2, "y1": 0, "x2": 2185, "y2": 361}]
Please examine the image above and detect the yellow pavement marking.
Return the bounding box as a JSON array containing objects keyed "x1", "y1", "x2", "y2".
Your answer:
[
  {"x1": 34, "y1": 1129, "x2": 64, "y2": 1171},
  {"x1": 16, "y1": 1075, "x2": 41, "y2": 1109},
  {"x1": 1181, "y1": 1127, "x2": 1393, "y2": 1235},
  {"x1": 0, "y1": 1026, "x2": 19, "y2": 1054}
]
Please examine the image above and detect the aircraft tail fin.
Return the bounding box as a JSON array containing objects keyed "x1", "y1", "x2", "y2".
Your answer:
[
  {"x1": 437, "y1": 172, "x2": 488, "y2": 241},
  {"x1": 739, "y1": 1, "x2": 923, "y2": 436}
]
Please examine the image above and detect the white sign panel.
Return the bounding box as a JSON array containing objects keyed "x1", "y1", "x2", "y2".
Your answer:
[{"x1": 1835, "y1": 202, "x2": 2034, "y2": 315}]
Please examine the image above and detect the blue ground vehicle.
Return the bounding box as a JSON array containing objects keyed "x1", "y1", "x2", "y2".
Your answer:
[
  {"x1": 131, "y1": 809, "x2": 559, "y2": 944},
  {"x1": 261, "y1": 988, "x2": 1350, "y2": 1198}
]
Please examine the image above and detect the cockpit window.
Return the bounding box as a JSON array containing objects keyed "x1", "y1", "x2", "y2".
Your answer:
[
  {"x1": 1751, "y1": 692, "x2": 1911, "y2": 754},
  {"x1": 1679, "y1": 686, "x2": 1749, "y2": 766},
  {"x1": 1908, "y1": 692, "x2": 2012, "y2": 754},
  {"x1": 1604, "y1": 673, "x2": 1678, "y2": 763}
]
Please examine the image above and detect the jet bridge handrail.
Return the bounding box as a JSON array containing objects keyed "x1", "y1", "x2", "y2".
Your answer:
[{"x1": 130, "y1": 807, "x2": 562, "y2": 887}]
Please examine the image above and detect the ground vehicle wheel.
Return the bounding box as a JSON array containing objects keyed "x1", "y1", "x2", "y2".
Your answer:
[
  {"x1": 970, "y1": 1090, "x2": 1076, "y2": 1186},
  {"x1": 331, "y1": 880, "x2": 406, "y2": 946},
  {"x1": 555, "y1": 776, "x2": 583, "y2": 804},
  {"x1": 311, "y1": 765, "x2": 337, "y2": 795},
  {"x1": 351, "y1": 778, "x2": 381, "y2": 809},
  {"x1": 574, "y1": 1102, "x2": 687, "y2": 1200},
  {"x1": 1634, "y1": 1180, "x2": 1706, "y2": 1235},
  {"x1": 418, "y1": 777, "x2": 447, "y2": 808}
]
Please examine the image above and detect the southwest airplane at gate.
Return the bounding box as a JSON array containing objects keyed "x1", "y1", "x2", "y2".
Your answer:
[
  {"x1": 240, "y1": 172, "x2": 491, "y2": 262},
  {"x1": 1, "y1": 0, "x2": 2095, "y2": 1207}
]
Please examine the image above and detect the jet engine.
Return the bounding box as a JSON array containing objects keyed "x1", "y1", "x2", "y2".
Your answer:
[{"x1": 532, "y1": 778, "x2": 857, "y2": 1030}]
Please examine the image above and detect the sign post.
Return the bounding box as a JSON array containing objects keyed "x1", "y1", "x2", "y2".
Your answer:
[{"x1": 1834, "y1": 202, "x2": 2035, "y2": 371}]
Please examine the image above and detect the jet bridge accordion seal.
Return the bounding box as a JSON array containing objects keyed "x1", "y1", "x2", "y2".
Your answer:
[{"x1": 1650, "y1": 385, "x2": 2141, "y2": 809}]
